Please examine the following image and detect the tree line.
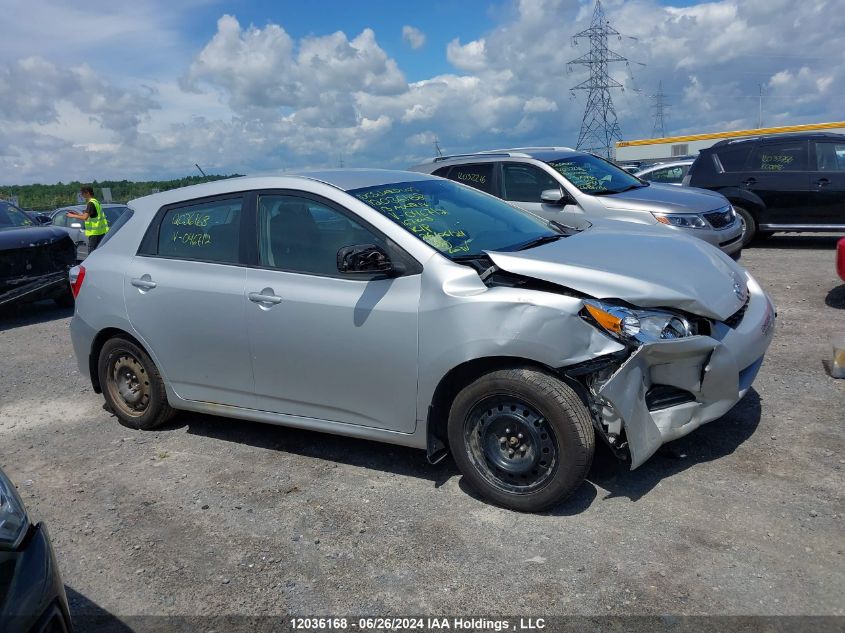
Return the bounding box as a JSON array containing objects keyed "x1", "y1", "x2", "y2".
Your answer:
[{"x1": 1, "y1": 175, "x2": 243, "y2": 210}]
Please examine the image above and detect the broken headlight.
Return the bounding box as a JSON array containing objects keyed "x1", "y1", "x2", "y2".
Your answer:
[
  {"x1": 0, "y1": 470, "x2": 29, "y2": 551},
  {"x1": 582, "y1": 299, "x2": 693, "y2": 344}
]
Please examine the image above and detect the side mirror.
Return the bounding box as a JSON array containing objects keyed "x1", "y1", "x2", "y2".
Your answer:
[
  {"x1": 337, "y1": 244, "x2": 402, "y2": 276},
  {"x1": 70, "y1": 222, "x2": 83, "y2": 229},
  {"x1": 540, "y1": 188, "x2": 567, "y2": 205},
  {"x1": 34, "y1": 213, "x2": 53, "y2": 225}
]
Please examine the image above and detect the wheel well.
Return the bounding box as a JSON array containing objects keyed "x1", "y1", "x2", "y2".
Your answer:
[
  {"x1": 426, "y1": 356, "x2": 551, "y2": 460},
  {"x1": 88, "y1": 328, "x2": 147, "y2": 393}
]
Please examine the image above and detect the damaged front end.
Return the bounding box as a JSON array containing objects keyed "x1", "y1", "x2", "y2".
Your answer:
[
  {"x1": 0, "y1": 232, "x2": 77, "y2": 308},
  {"x1": 565, "y1": 282, "x2": 775, "y2": 469}
]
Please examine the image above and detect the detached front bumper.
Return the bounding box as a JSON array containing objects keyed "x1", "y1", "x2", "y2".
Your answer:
[{"x1": 593, "y1": 275, "x2": 775, "y2": 468}]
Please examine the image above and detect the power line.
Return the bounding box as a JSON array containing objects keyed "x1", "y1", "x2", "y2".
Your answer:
[
  {"x1": 568, "y1": 0, "x2": 628, "y2": 159},
  {"x1": 650, "y1": 81, "x2": 668, "y2": 138}
]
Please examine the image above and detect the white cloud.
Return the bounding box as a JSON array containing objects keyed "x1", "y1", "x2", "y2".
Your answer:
[
  {"x1": 2, "y1": 1, "x2": 845, "y2": 185},
  {"x1": 402, "y1": 25, "x2": 426, "y2": 50}
]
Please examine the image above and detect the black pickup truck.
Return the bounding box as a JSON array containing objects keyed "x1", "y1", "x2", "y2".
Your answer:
[{"x1": 0, "y1": 200, "x2": 76, "y2": 308}]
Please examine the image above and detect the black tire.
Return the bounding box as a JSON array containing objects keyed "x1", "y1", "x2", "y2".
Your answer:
[
  {"x1": 53, "y1": 284, "x2": 74, "y2": 308},
  {"x1": 447, "y1": 367, "x2": 594, "y2": 512},
  {"x1": 734, "y1": 204, "x2": 757, "y2": 247},
  {"x1": 98, "y1": 337, "x2": 175, "y2": 430}
]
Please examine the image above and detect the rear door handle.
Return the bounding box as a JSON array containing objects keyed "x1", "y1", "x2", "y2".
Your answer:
[
  {"x1": 248, "y1": 290, "x2": 282, "y2": 305},
  {"x1": 743, "y1": 178, "x2": 757, "y2": 186},
  {"x1": 130, "y1": 277, "x2": 157, "y2": 290},
  {"x1": 815, "y1": 178, "x2": 830, "y2": 186}
]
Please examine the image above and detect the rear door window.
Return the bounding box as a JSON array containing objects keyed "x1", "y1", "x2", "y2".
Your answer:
[
  {"x1": 713, "y1": 145, "x2": 753, "y2": 173},
  {"x1": 748, "y1": 141, "x2": 808, "y2": 172},
  {"x1": 155, "y1": 197, "x2": 243, "y2": 263},
  {"x1": 445, "y1": 163, "x2": 495, "y2": 195}
]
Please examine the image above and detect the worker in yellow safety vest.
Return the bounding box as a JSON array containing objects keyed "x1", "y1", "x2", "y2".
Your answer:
[{"x1": 67, "y1": 185, "x2": 109, "y2": 251}]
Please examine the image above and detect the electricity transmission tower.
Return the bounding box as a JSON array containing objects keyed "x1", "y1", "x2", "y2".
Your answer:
[
  {"x1": 434, "y1": 136, "x2": 444, "y2": 157},
  {"x1": 568, "y1": 0, "x2": 628, "y2": 159},
  {"x1": 650, "y1": 81, "x2": 668, "y2": 138}
]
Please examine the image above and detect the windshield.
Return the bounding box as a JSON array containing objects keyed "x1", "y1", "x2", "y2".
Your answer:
[
  {"x1": 0, "y1": 201, "x2": 35, "y2": 228},
  {"x1": 349, "y1": 179, "x2": 559, "y2": 258},
  {"x1": 547, "y1": 154, "x2": 646, "y2": 195}
]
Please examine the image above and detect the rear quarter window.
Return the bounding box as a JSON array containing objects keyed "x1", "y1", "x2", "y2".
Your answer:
[{"x1": 445, "y1": 163, "x2": 495, "y2": 194}]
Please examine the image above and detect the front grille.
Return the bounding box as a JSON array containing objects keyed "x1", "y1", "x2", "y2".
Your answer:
[
  {"x1": 724, "y1": 295, "x2": 750, "y2": 329},
  {"x1": 703, "y1": 207, "x2": 735, "y2": 229},
  {"x1": 0, "y1": 237, "x2": 75, "y2": 291}
]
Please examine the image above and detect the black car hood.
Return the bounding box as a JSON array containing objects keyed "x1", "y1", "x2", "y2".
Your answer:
[{"x1": 0, "y1": 226, "x2": 70, "y2": 251}]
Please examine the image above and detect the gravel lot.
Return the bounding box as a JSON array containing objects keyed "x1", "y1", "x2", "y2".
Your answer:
[{"x1": 1, "y1": 235, "x2": 844, "y2": 630}]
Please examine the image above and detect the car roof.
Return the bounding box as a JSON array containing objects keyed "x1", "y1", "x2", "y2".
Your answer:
[
  {"x1": 126, "y1": 170, "x2": 441, "y2": 209},
  {"x1": 638, "y1": 160, "x2": 694, "y2": 171},
  {"x1": 710, "y1": 131, "x2": 845, "y2": 149},
  {"x1": 416, "y1": 147, "x2": 581, "y2": 166}
]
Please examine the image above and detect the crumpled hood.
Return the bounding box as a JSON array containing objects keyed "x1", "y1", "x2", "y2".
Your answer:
[
  {"x1": 487, "y1": 224, "x2": 748, "y2": 321},
  {"x1": 597, "y1": 183, "x2": 729, "y2": 214}
]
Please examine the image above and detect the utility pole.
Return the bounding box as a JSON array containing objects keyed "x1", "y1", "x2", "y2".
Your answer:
[
  {"x1": 650, "y1": 81, "x2": 668, "y2": 138},
  {"x1": 568, "y1": 0, "x2": 627, "y2": 160},
  {"x1": 434, "y1": 136, "x2": 444, "y2": 158}
]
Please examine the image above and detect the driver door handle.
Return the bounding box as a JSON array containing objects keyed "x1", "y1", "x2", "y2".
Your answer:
[
  {"x1": 815, "y1": 177, "x2": 830, "y2": 186},
  {"x1": 130, "y1": 277, "x2": 157, "y2": 290},
  {"x1": 248, "y1": 291, "x2": 282, "y2": 305},
  {"x1": 743, "y1": 177, "x2": 757, "y2": 186}
]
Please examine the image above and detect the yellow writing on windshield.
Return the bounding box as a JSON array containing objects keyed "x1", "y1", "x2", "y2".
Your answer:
[
  {"x1": 354, "y1": 186, "x2": 472, "y2": 254},
  {"x1": 550, "y1": 162, "x2": 608, "y2": 192}
]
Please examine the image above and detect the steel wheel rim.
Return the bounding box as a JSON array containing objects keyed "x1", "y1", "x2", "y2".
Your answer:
[
  {"x1": 463, "y1": 396, "x2": 559, "y2": 494},
  {"x1": 107, "y1": 352, "x2": 150, "y2": 418}
]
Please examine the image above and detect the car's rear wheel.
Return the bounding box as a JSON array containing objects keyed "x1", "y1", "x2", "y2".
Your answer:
[
  {"x1": 734, "y1": 204, "x2": 757, "y2": 247},
  {"x1": 447, "y1": 368, "x2": 594, "y2": 512},
  {"x1": 98, "y1": 337, "x2": 175, "y2": 430}
]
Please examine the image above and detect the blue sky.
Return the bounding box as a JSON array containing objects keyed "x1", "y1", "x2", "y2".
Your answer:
[{"x1": 1, "y1": 0, "x2": 843, "y2": 184}]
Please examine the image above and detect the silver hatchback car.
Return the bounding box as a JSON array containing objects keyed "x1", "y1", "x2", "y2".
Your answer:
[{"x1": 69, "y1": 170, "x2": 775, "y2": 511}]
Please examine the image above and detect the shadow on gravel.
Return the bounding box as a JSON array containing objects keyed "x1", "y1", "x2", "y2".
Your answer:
[
  {"x1": 825, "y1": 284, "x2": 845, "y2": 309},
  {"x1": 160, "y1": 391, "x2": 760, "y2": 514},
  {"x1": 66, "y1": 586, "x2": 133, "y2": 632},
  {"x1": 587, "y1": 389, "x2": 762, "y2": 503},
  {"x1": 171, "y1": 413, "x2": 458, "y2": 487},
  {"x1": 749, "y1": 234, "x2": 843, "y2": 250},
  {"x1": 0, "y1": 300, "x2": 72, "y2": 332}
]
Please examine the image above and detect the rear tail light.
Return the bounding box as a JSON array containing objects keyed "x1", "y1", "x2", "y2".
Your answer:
[{"x1": 70, "y1": 265, "x2": 86, "y2": 298}]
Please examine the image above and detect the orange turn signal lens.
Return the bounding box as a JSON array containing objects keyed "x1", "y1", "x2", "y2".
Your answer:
[
  {"x1": 584, "y1": 303, "x2": 623, "y2": 334},
  {"x1": 654, "y1": 215, "x2": 671, "y2": 225}
]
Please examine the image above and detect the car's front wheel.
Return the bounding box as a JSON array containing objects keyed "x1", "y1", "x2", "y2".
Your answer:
[
  {"x1": 98, "y1": 337, "x2": 175, "y2": 430},
  {"x1": 447, "y1": 368, "x2": 594, "y2": 512}
]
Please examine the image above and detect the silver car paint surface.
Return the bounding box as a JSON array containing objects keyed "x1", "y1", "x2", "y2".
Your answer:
[
  {"x1": 410, "y1": 154, "x2": 743, "y2": 256},
  {"x1": 70, "y1": 170, "x2": 774, "y2": 470}
]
